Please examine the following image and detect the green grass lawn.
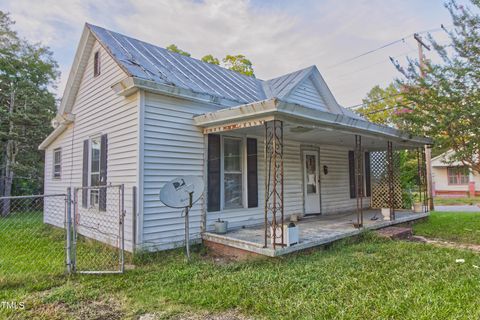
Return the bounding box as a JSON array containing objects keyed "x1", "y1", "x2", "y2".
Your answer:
[
  {"x1": 0, "y1": 212, "x2": 125, "y2": 281},
  {"x1": 3, "y1": 213, "x2": 480, "y2": 319},
  {"x1": 434, "y1": 196, "x2": 480, "y2": 206},
  {"x1": 0, "y1": 213, "x2": 66, "y2": 281},
  {"x1": 3, "y1": 235, "x2": 480, "y2": 319},
  {"x1": 413, "y1": 211, "x2": 480, "y2": 244}
]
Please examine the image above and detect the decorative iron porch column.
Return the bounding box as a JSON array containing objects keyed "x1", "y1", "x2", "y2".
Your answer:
[
  {"x1": 264, "y1": 120, "x2": 285, "y2": 249},
  {"x1": 355, "y1": 135, "x2": 364, "y2": 228},
  {"x1": 387, "y1": 141, "x2": 395, "y2": 220}
]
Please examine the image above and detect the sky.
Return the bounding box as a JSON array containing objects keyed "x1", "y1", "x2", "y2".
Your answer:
[{"x1": 0, "y1": 0, "x2": 456, "y2": 107}]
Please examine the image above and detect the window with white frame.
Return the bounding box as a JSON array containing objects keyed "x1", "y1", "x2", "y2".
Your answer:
[
  {"x1": 90, "y1": 137, "x2": 101, "y2": 206},
  {"x1": 223, "y1": 137, "x2": 243, "y2": 209},
  {"x1": 53, "y1": 148, "x2": 61, "y2": 179},
  {"x1": 447, "y1": 166, "x2": 469, "y2": 185}
]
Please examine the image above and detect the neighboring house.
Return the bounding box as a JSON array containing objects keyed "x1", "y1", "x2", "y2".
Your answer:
[
  {"x1": 431, "y1": 150, "x2": 480, "y2": 197},
  {"x1": 39, "y1": 24, "x2": 431, "y2": 252}
]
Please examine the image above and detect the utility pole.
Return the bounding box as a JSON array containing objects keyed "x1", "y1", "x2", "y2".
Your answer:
[{"x1": 414, "y1": 33, "x2": 435, "y2": 211}]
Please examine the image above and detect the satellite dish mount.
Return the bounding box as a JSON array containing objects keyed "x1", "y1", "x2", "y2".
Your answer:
[{"x1": 159, "y1": 176, "x2": 204, "y2": 260}]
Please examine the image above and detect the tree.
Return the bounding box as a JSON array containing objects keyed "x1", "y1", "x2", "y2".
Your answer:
[
  {"x1": 166, "y1": 44, "x2": 255, "y2": 76},
  {"x1": 222, "y1": 54, "x2": 255, "y2": 77},
  {"x1": 356, "y1": 83, "x2": 404, "y2": 126},
  {"x1": 0, "y1": 12, "x2": 58, "y2": 214},
  {"x1": 396, "y1": 0, "x2": 480, "y2": 172},
  {"x1": 358, "y1": 83, "x2": 419, "y2": 203},
  {"x1": 201, "y1": 54, "x2": 220, "y2": 65},
  {"x1": 166, "y1": 44, "x2": 191, "y2": 57}
]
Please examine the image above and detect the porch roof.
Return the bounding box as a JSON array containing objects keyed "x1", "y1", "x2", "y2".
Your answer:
[{"x1": 193, "y1": 98, "x2": 433, "y2": 150}]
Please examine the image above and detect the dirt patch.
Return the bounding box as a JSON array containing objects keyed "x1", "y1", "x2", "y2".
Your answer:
[
  {"x1": 73, "y1": 298, "x2": 124, "y2": 320},
  {"x1": 25, "y1": 296, "x2": 124, "y2": 320},
  {"x1": 376, "y1": 227, "x2": 412, "y2": 240},
  {"x1": 25, "y1": 301, "x2": 70, "y2": 320},
  {"x1": 409, "y1": 235, "x2": 480, "y2": 252},
  {"x1": 139, "y1": 310, "x2": 252, "y2": 320},
  {"x1": 201, "y1": 251, "x2": 239, "y2": 266}
]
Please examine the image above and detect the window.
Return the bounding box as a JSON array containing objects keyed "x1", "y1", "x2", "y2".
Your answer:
[
  {"x1": 93, "y1": 51, "x2": 101, "y2": 77},
  {"x1": 90, "y1": 137, "x2": 101, "y2": 206},
  {"x1": 448, "y1": 166, "x2": 469, "y2": 185},
  {"x1": 223, "y1": 137, "x2": 243, "y2": 209},
  {"x1": 53, "y1": 148, "x2": 61, "y2": 179},
  {"x1": 305, "y1": 154, "x2": 317, "y2": 194},
  {"x1": 207, "y1": 135, "x2": 258, "y2": 212}
]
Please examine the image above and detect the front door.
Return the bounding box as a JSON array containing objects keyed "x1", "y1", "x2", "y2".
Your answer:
[{"x1": 303, "y1": 150, "x2": 321, "y2": 214}]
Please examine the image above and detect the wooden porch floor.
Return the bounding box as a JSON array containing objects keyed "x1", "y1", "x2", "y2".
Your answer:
[{"x1": 202, "y1": 209, "x2": 429, "y2": 257}]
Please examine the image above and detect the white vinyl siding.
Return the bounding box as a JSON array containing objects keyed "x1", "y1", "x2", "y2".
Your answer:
[
  {"x1": 43, "y1": 40, "x2": 138, "y2": 252},
  {"x1": 319, "y1": 146, "x2": 371, "y2": 214},
  {"x1": 286, "y1": 76, "x2": 328, "y2": 111},
  {"x1": 141, "y1": 93, "x2": 220, "y2": 250},
  {"x1": 140, "y1": 93, "x2": 369, "y2": 251}
]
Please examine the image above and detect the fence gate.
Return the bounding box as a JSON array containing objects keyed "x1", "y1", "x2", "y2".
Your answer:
[
  {"x1": 0, "y1": 193, "x2": 67, "y2": 281},
  {"x1": 72, "y1": 185, "x2": 125, "y2": 274}
]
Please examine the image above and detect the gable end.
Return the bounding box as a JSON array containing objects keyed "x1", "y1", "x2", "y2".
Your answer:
[{"x1": 285, "y1": 76, "x2": 328, "y2": 111}]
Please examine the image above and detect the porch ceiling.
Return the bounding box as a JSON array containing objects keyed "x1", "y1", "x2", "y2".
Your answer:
[{"x1": 193, "y1": 98, "x2": 433, "y2": 150}]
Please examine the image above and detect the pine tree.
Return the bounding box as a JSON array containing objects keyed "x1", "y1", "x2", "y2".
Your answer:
[{"x1": 0, "y1": 12, "x2": 58, "y2": 214}]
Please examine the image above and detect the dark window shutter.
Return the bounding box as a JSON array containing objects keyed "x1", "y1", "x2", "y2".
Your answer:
[
  {"x1": 348, "y1": 151, "x2": 356, "y2": 199},
  {"x1": 365, "y1": 152, "x2": 371, "y2": 197},
  {"x1": 247, "y1": 138, "x2": 258, "y2": 208},
  {"x1": 82, "y1": 140, "x2": 89, "y2": 208},
  {"x1": 207, "y1": 134, "x2": 221, "y2": 212},
  {"x1": 99, "y1": 134, "x2": 108, "y2": 211}
]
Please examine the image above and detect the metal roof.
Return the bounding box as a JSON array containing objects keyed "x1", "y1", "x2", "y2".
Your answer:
[
  {"x1": 88, "y1": 24, "x2": 359, "y2": 118},
  {"x1": 89, "y1": 24, "x2": 267, "y2": 104},
  {"x1": 263, "y1": 66, "x2": 315, "y2": 99},
  {"x1": 193, "y1": 98, "x2": 433, "y2": 148}
]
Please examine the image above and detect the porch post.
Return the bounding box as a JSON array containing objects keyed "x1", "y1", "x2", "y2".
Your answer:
[
  {"x1": 264, "y1": 120, "x2": 285, "y2": 249},
  {"x1": 355, "y1": 135, "x2": 364, "y2": 228},
  {"x1": 416, "y1": 148, "x2": 423, "y2": 211},
  {"x1": 425, "y1": 145, "x2": 434, "y2": 210},
  {"x1": 421, "y1": 147, "x2": 428, "y2": 212},
  {"x1": 387, "y1": 141, "x2": 395, "y2": 220}
]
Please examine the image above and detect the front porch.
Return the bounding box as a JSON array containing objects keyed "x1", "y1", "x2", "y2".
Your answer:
[
  {"x1": 194, "y1": 98, "x2": 433, "y2": 257},
  {"x1": 203, "y1": 209, "x2": 428, "y2": 257}
]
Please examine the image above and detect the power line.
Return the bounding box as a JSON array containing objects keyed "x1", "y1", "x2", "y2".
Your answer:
[
  {"x1": 326, "y1": 26, "x2": 446, "y2": 70},
  {"x1": 327, "y1": 38, "x2": 407, "y2": 69},
  {"x1": 347, "y1": 92, "x2": 404, "y2": 109},
  {"x1": 334, "y1": 49, "x2": 416, "y2": 80}
]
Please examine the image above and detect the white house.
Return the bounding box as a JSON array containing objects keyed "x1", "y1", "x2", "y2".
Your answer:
[
  {"x1": 431, "y1": 150, "x2": 480, "y2": 197},
  {"x1": 39, "y1": 24, "x2": 432, "y2": 254}
]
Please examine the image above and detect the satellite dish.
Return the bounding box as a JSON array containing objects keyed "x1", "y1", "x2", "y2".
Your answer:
[
  {"x1": 159, "y1": 176, "x2": 204, "y2": 260},
  {"x1": 159, "y1": 176, "x2": 204, "y2": 208}
]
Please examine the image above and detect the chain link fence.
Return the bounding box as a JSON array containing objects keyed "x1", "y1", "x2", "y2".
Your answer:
[
  {"x1": 73, "y1": 185, "x2": 125, "y2": 274},
  {"x1": 0, "y1": 194, "x2": 67, "y2": 282},
  {"x1": 0, "y1": 184, "x2": 126, "y2": 283}
]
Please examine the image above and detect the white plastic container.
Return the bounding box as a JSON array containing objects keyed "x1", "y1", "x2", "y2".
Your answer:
[
  {"x1": 381, "y1": 208, "x2": 391, "y2": 220},
  {"x1": 413, "y1": 203, "x2": 424, "y2": 213},
  {"x1": 270, "y1": 223, "x2": 299, "y2": 247}
]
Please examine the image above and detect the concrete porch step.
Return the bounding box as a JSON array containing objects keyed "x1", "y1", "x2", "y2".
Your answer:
[{"x1": 375, "y1": 226, "x2": 412, "y2": 240}]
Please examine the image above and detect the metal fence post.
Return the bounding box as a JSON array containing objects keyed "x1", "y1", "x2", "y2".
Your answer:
[
  {"x1": 132, "y1": 186, "x2": 137, "y2": 254},
  {"x1": 120, "y1": 184, "x2": 125, "y2": 273},
  {"x1": 71, "y1": 188, "x2": 77, "y2": 273},
  {"x1": 66, "y1": 187, "x2": 72, "y2": 274}
]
